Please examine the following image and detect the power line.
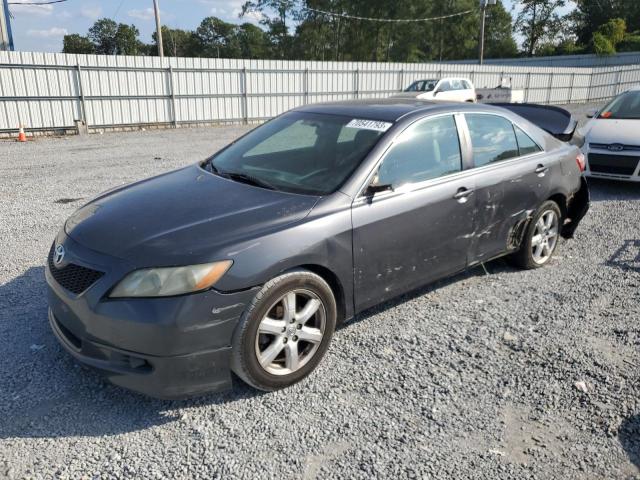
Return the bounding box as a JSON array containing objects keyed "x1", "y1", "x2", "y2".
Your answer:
[
  {"x1": 303, "y1": 6, "x2": 475, "y2": 23},
  {"x1": 8, "y1": 0, "x2": 68, "y2": 4}
]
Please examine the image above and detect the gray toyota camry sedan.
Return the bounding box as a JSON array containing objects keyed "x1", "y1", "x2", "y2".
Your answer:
[{"x1": 46, "y1": 99, "x2": 589, "y2": 399}]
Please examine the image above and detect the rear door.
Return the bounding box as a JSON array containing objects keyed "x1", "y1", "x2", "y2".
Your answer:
[
  {"x1": 460, "y1": 113, "x2": 553, "y2": 263},
  {"x1": 351, "y1": 114, "x2": 476, "y2": 311}
]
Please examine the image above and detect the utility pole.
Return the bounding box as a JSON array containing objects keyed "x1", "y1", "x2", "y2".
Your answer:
[
  {"x1": 153, "y1": 0, "x2": 164, "y2": 58},
  {"x1": 1, "y1": 0, "x2": 15, "y2": 51},
  {"x1": 478, "y1": 0, "x2": 496, "y2": 65}
]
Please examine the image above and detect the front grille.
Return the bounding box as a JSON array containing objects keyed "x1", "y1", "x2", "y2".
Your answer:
[
  {"x1": 589, "y1": 143, "x2": 640, "y2": 152},
  {"x1": 47, "y1": 245, "x2": 104, "y2": 295},
  {"x1": 588, "y1": 153, "x2": 639, "y2": 176}
]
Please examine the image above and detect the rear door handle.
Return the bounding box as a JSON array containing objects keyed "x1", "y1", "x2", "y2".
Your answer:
[
  {"x1": 535, "y1": 164, "x2": 549, "y2": 175},
  {"x1": 453, "y1": 187, "x2": 474, "y2": 202}
]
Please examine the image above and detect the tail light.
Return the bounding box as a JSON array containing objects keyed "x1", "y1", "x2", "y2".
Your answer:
[{"x1": 576, "y1": 152, "x2": 586, "y2": 172}]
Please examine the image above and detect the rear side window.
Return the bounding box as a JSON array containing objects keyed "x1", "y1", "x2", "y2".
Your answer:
[
  {"x1": 514, "y1": 125, "x2": 542, "y2": 156},
  {"x1": 462, "y1": 80, "x2": 472, "y2": 89},
  {"x1": 466, "y1": 114, "x2": 519, "y2": 167},
  {"x1": 377, "y1": 115, "x2": 462, "y2": 188}
]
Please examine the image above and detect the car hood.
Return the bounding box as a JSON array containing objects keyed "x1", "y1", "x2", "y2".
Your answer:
[
  {"x1": 65, "y1": 164, "x2": 319, "y2": 265},
  {"x1": 583, "y1": 119, "x2": 640, "y2": 145}
]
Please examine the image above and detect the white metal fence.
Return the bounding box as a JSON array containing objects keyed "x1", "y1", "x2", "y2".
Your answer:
[
  {"x1": 1, "y1": 51, "x2": 639, "y2": 135},
  {"x1": 452, "y1": 51, "x2": 640, "y2": 68}
]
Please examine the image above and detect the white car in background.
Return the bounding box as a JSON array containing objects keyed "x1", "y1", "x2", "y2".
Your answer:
[
  {"x1": 580, "y1": 87, "x2": 640, "y2": 182},
  {"x1": 392, "y1": 77, "x2": 476, "y2": 103}
]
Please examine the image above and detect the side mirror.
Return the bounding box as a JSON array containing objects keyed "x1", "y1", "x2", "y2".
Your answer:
[
  {"x1": 433, "y1": 89, "x2": 441, "y2": 96},
  {"x1": 586, "y1": 110, "x2": 598, "y2": 118},
  {"x1": 366, "y1": 181, "x2": 393, "y2": 196}
]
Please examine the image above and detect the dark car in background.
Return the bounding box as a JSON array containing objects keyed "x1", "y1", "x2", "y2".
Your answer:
[{"x1": 46, "y1": 99, "x2": 589, "y2": 399}]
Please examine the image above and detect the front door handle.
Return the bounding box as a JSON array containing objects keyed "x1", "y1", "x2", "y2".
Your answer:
[
  {"x1": 453, "y1": 187, "x2": 474, "y2": 202},
  {"x1": 535, "y1": 164, "x2": 549, "y2": 175}
]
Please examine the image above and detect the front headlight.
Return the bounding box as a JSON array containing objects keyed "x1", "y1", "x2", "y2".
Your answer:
[{"x1": 110, "y1": 260, "x2": 233, "y2": 298}]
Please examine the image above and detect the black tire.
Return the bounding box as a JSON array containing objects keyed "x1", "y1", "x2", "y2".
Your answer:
[
  {"x1": 230, "y1": 269, "x2": 337, "y2": 391},
  {"x1": 511, "y1": 200, "x2": 562, "y2": 270}
]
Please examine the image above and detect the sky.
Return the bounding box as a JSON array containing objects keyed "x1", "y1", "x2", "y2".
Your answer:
[{"x1": 5, "y1": 0, "x2": 575, "y2": 54}]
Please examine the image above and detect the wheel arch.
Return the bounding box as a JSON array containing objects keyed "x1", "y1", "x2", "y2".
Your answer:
[
  {"x1": 547, "y1": 192, "x2": 568, "y2": 220},
  {"x1": 286, "y1": 264, "x2": 347, "y2": 324}
]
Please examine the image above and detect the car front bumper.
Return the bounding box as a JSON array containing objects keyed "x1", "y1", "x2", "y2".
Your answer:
[{"x1": 46, "y1": 233, "x2": 259, "y2": 399}]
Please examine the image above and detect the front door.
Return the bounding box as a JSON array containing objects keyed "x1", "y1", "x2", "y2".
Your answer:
[{"x1": 351, "y1": 114, "x2": 476, "y2": 312}]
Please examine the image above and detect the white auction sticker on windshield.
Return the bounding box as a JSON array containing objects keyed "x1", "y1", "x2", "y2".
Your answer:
[{"x1": 345, "y1": 119, "x2": 392, "y2": 132}]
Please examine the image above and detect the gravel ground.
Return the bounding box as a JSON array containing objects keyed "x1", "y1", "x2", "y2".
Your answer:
[{"x1": 1, "y1": 104, "x2": 639, "y2": 479}]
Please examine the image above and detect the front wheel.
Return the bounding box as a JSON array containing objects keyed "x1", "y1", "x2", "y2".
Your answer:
[
  {"x1": 230, "y1": 270, "x2": 336, "y2": 391},
  {"x1": 511, "y1": 201, "x2": 562, "y2": 269}
]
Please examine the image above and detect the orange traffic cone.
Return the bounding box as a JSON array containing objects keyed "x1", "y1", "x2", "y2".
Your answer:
[{"x1": 17, "y1": 125, "x2": 27, "y2": 142}]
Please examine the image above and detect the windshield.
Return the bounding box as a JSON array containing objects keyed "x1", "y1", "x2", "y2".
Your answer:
[
  {"x1": 208, "y1": 112, "x2": 389, "y2": 195},
  {"x1": 405, "y1": 79, "x2": 438, "y2": 92},
  {"x1": 598, "y1": 91, "x2": 640, "y2": 120}
]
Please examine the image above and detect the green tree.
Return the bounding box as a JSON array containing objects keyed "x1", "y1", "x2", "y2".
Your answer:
[
  {"x1": 241, "y1": 0, "x2": 298, "y2": 58},
  {"x1": 196, "y1": 17, "x2": 241, "y2": 58},
  {"x1": 115, "y1": 24, "x2": 141, "y2": 55},
  {"x1": 513, "y1": 0, "x2": 566, "y2": 56},
  {"x1": 237, "y1": 23, "x2": 271, "y2": 58},
  {"x1": 152, "y1": 27, "x2": 201, "y2": 57},
  {"x1": 88, "y1": 18, "x2": 118, "y2": 55},
  {"x1": 62, "y1": 34, "x2": 95, "y2": 54},
  {"x1": 572, "y1": 0, "x2": 640, "y2": 46},
  {"x1": 597, "y1": 18, "x2": 626, "y2": 46},
  {"x1": 592, "y1": 32, "x2": 615, "y2": 55},
  {"x1": 484, "y1": 0, "x2": 518, "y2": 59}
]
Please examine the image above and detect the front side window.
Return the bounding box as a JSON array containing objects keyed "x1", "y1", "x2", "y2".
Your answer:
[
  {"x1": 466, "y1": 114, "x2": 519, "y2": 167},
  {"x1": 210, "y1": 112, "x2": 387, "y2": 195},
  {"x1": 376, "y1": 115, "x2": 462, "y2": 188},
  {"x1": 450, "y1": 79, "x2": 463, "y2": 90}
]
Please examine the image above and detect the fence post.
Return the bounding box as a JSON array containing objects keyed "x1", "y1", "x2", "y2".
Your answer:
[
  {"x1": 587, "y1": 69, "x2": 594, "y2": 103},
  {"x1": 524, "y1": 72, "x2": 531, "y2": 103},
  {"x1": 242, "y1": 67, "x2": 248, "y2": 124},
  {"x1": 614, "y1": 68, "x2": 622, "y2": 97},
  {"x1": 398, "y1": 69, "x2": 404, "y2": 91},
  {"x1": 546, "y1": 72, "x2": 554, "y2": 104},
  {"x1": 168, "y1": 65, "x2": 178, "y2": 127},
  {"x1": 304, "y1": 68, "x2": 309, "y2": 105},
  {"x1": 568, "y1": 72, "x2": 575, "y2": 104},
  {"x1": 76, "y1": 64, "x2": 88, "y2": 129},
  {"x1": 353, "y1": 69, "x2": 359, "y2": 99}
]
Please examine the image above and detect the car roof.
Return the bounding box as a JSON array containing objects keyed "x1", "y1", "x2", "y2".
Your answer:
[{"x1": 294, "y1": 98, "x2": 492, "y2": 122}]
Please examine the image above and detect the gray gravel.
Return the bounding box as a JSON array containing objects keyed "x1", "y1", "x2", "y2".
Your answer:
[{"x1": 1, "y1": 105, "x2": 639, "y2": 479}]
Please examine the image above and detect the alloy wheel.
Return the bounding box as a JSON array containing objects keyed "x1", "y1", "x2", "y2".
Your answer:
[
  {"x1": 254, "y1": 289, "x2": 326, "y2": 376},
  {"x1": 531, "y1": 210, "x2": 559, "y2": 265}
]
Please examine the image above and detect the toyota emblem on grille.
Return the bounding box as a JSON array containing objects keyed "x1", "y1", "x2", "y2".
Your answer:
[
  {"x1": 608, "y1": 144, "x2": 624, "y2": 151},
  {"x1": 53, "y1": 244, "x2": 65, "y2": 266}
]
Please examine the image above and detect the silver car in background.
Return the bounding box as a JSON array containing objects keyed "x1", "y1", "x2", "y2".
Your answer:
[{"x1": 580, "y1": 86, "x2": 640, "y2": 182}]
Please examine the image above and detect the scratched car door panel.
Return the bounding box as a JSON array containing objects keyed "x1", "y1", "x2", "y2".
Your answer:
[
  {"x1": 463, "y1": 114, "x2": 553, "y2": 262},
  {"x1": 351, "y1": 115, "x2": 475, "y2": 312}
]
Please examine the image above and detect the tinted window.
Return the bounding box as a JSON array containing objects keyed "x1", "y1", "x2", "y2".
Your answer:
[
  {"x1": 211, "y1": 112, "x2": 386, "y2": 195},
  {"x1": 466, "y1": 114, "x2": 519, "y2": 167},
  {"x1": 377, "y1": 115, "x2": 462, "y2": 188},
  {"x1": 462, "y1": 80, "x2": 472, "y2": 89},
  {"x1": 514, "y1": 125, "x2": 541, "y2": 156}
]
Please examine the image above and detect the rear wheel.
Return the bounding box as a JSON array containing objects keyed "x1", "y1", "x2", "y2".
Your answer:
[
  {"x1": 512, "y1": 201, "x2": 562, "y2": 269},
  {"x1": 230, "y1": 270, "x2": 336, "y2": 391}
]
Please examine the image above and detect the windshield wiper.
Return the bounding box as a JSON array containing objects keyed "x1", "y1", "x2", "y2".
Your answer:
[{"x1": 223, "y1": 171, "x2": 277, "y2": 190}]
